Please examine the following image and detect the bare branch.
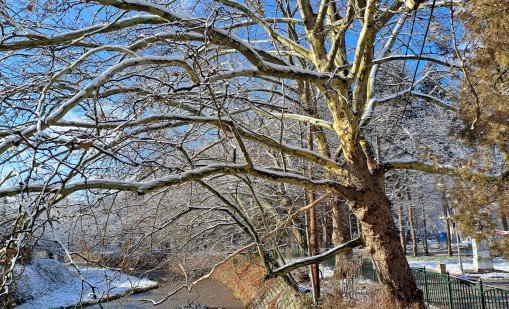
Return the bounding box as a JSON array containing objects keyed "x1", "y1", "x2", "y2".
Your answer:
[
  {"x1": 0, "y1": 15, "x2": 165, "y2": 51},
  {"x1": 0, "y1": 164, "x2": 355, "y2": 199},
  {"x1": 266, "y1": 238, "x2": 362, "y2": 278},
  {"x1": 384, "y1": 160, "x2": 508, "y2": 182}
]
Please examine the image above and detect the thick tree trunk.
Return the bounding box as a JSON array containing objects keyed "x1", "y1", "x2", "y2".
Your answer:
[
  {"x1": 351, "y1": 189, "x2": 424, "y2": 309},
  {"x1": 345, "y1": 149, "x2": 424, "y2": 308}
]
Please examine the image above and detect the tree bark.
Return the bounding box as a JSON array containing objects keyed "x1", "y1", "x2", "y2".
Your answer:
[
  {"x1": 306, "y1": 123, "x2": 320, "y2": 303},
  {"x1": 421, "y1": 204, "x2": 429, "y2": 255},
  {"x1": 501, "y1": 211, "x2": 508, "y2": 231},
  {"x1": 307, "y1": 190, "x2": 320, "y2": 301},
  {"x1": 321, "y1": 206, "x2": 332, "y2": 249},
  {"x1": 408, "y1": 206, "x2": 418, "y2": 257},
  {"x1": 351, "y1": 185, "x2": 424, "y2": 309},
  {"x1": 398, "y1": 204, "x2": 407, "y2": 254},
  {"x1": 345, "y1": 150, "x2": 424, "y2": 309},
  {"x1": 332, "y1": 197, "x2": 352, "y2": 278},
  {"x1": 443, "y1": 202, "x2": 453, "y2": 256},
  {"x1": 291, "y1": 215, "x2": 308, "y2": 254}
]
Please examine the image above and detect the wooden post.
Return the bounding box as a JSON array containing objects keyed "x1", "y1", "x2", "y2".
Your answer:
[{"x1": 439, "y1": 263, "x2": 447, "y2": 274}]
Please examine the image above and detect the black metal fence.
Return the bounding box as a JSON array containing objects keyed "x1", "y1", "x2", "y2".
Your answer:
[{"x1": 361, "y1": 260, "x2": 509, "y2": 309}]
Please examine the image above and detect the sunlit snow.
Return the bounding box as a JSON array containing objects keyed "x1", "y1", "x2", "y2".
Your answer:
[{"x1": 14, "y1": 259, "x2": 157, "y2": 309}]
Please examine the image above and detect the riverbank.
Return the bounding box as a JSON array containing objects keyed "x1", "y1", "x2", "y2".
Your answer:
[{"x1": 14, "y1": 259, "x2": 158, "y2": 308}]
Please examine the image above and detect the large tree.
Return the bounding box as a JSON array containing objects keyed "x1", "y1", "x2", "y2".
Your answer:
[{"x1": 1, "y1": 0, "x2": 504, "y2": 307}]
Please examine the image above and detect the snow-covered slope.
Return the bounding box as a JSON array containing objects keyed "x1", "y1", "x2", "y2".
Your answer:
[
  {"x1": 407, "y1": 256, "x2": 509, "y2": 278},
  {"x1": 14, "y1": 259, "x2": 157, "y2": 309}
]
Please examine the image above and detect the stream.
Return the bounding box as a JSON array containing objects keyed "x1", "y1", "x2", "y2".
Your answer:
[{"x1": 88, "y1": 275, "x2": 244, "y2": 309}]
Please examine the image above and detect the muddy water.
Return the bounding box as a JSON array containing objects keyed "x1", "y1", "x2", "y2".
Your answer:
[{"x1": 88, "y1": 278, "x2": 244, "y2": 309}]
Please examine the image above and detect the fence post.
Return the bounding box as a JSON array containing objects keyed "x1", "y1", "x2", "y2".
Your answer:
[
  {"x1": 477, "y1": 279, "x2": 486, "y2": 309},
  {"x1": 446, "y1": 272, "x2": 454, "y2": 309},
  {"x1": 423, "y1": 267, "x2": 429, "y2": 303}
]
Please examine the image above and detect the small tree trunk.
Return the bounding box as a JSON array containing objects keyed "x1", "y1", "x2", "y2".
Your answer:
[
  {"x1": 321, "y1": 206, "x2": 332, "y2": 249},
  {"x1": 421, "y1": 204, "x2": 429, "y2": 255},
  {"x1": 398, "y1": 204, "x2": 407, "y2": 254},
  {"x1": 306, "y1": 123, "x2": 320, "y2": 303},
  {"x1": 332, "y1": 198, "x2": 352, "y2": 278},
  {"x1": 307, "y1": 192, "x2": 320, "y2": 302},
  {"x1": 443, "y1": 203, "x2": 453, "y2": 256},
  {"x1": 291, "y1": 215, "x2": 308, "y2": 254},
  {"x1": 408, "y1": 206, "x2": 418, "y2": 257}
]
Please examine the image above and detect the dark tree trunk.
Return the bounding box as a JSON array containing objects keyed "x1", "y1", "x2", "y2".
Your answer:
[
  {"x1": 398, "y1": 204, "x2": 407, "y2": 254},
  {"x1": 408, "y1": 206, "x2": 418, "y2": 257},
  {"x1": 421, "y1": 204, "x2": 429, "y2": 255},
  {"x1": 443, "y1": 202, "x2": 453, "y2": 256},
  {"x1": 321, "y1": 204, "x2": 332, "y2": 249},
  {"x1": 292, "y1": 215, "x2": 308, "y2": 254}
]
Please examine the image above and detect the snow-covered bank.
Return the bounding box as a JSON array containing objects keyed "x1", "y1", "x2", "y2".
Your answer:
[
  {"x1": 407, "y1": 256, "x2": 509, "y2": 279},
  {"x1": 14, "y1": 259, "x2": 158, "y2": 309}
]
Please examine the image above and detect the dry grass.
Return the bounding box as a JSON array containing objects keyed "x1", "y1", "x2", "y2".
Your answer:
[
  {"x1": 320, "y1": 282, "x2": 396, "y2": 309},
  {"x1": 212, "y1": 254, "x2": 273, "y2": 304},
  {"x1": 212, "y1": 254, "x2": 314, "y2": 308},
  {"x1": 320, "y1": 257, "x2": 398, "y2": 309}
]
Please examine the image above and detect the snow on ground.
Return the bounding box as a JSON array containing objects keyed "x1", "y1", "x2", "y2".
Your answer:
[
  {"x1": 14, "y1": 259, "x2": 158, "y2": 309},
  {"x1": 319, "y1": 264, "x2": 335, "y2": 279},
  {"x1": 477, "y1": 272, "x2": 509, "y2": 279},
  {"x1": 407, "y1": 256, "x2": 509, "y2": 277}
]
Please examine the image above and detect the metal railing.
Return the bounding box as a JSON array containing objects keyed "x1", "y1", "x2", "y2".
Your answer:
[{"x1": 361, "y1": 260, "x2": 509, "y2": 309}]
